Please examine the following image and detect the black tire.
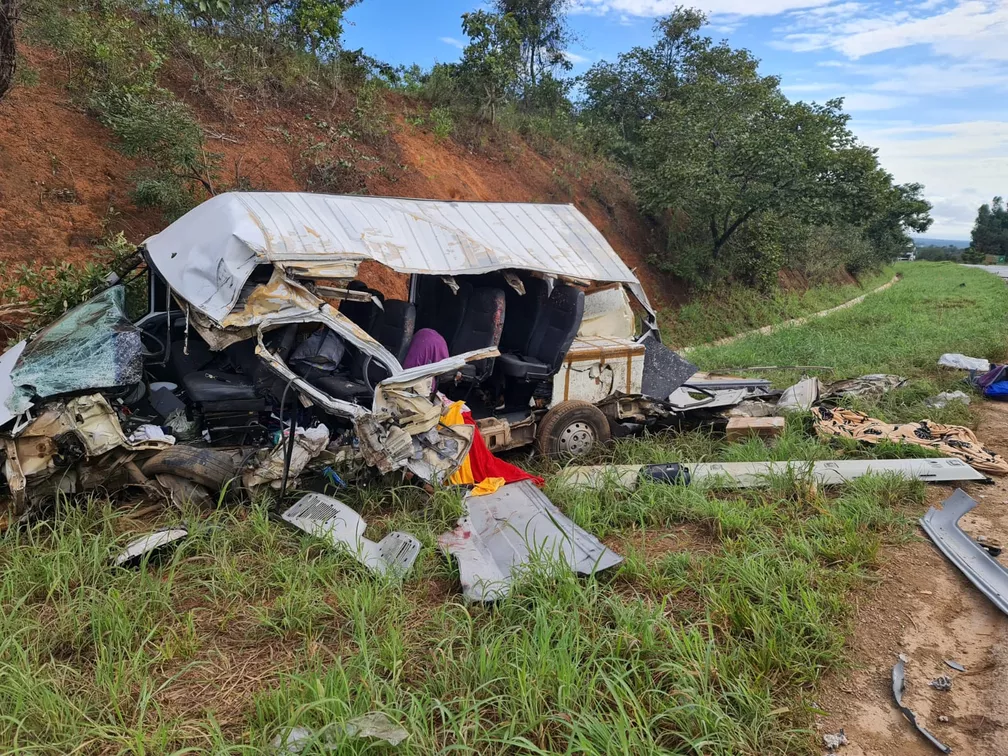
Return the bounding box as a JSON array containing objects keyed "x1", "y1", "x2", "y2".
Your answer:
[
  {"x1": 141, "y1": 447, "x2": 238, "y2": 490},
  {"x1": 536, "y1": 400, "x2": 611, "y2": 458}
]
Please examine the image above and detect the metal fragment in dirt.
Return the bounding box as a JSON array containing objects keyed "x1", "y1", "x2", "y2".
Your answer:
[
  {"x1": 822, "y1": 729, "x2": 848, "y2": 751},
  {"x1": 281, "y1": 493, "x2": 421, "y2": 577},
  {"x1": 112, "y1": 527, "x2": 189, "y2": 568},
  {"x1": 892, "y1": 658, "x2": 952, "y2": 753},
  {"x1": 920, "y1": 489, "x2": 1008, "y2": 616},
  {"x1": 929, "y1": 675, "x2": 953, "y2": 692},
  {"x1": 944, "y1": 659, "x2": 966, "y2": 672},
  {"x1": 438, "y1": 479, "x2": 623, "y2": 602}
]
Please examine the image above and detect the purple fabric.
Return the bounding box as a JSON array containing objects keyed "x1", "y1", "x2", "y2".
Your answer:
[{"x1": 403, "y1": 328, "x2": 449, "y2": 370}]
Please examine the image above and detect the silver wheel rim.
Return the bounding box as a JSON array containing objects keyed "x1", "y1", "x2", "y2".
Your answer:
[{"x1": 557, "y1": 421, "x2": 595, "y2": 456}]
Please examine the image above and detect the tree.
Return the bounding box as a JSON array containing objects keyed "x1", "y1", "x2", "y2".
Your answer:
[
  {"x1": 493, "y1": 0, "x2": 571, "y2": 107},
  {"x1": 460, "y1": 10, "x2": 522, "y2": 124},
  {"x1": 970, "y1": 197, "x2": 1008, "y2": 259},
  {"x1": 0, "y1": 0, "x2": 16, "y2": 102}
]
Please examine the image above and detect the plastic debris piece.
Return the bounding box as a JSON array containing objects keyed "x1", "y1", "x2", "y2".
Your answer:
[
  {"x1": 281, "y1": 493, "x2": 421, "y2": 577},
  {"x1": 929, "y1": 675, "x2": 953, "y2": 692},
  {"x1": 944, "y1": 659, "x2": 966, "y2": 672},
  {"x1": 926, "y1": 391, "x2": 972, "y2": 410},
  {"x1": 823, "y1": 729, "x2": 848, "y2": 751},
  {"x1": 344, "y1": 712, "x2": 409, "y2": 745},
  {"x1": 892, "y1": 658, "x2": 952, "y2": 753},
  {"x1": 939, "y1": 353, "x2": 990, "y2": 372},
  {"x1": 112, "y1": 527, "x2": 189, "y2": 568},
  {"x1": 776, "y1": 377, "x2": 822, "y2": 413},
  {"x1": 270, "y1": 713, "x2": 409, "y2": 753}
]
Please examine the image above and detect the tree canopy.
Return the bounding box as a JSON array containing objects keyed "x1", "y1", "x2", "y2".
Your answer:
[{"x1": 968, "y1": 197, "x2": 1008, "y2": 261}]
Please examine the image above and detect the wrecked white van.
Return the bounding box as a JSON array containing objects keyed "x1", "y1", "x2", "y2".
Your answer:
[{"x1": 1, "y1": 192, "x2": 693, "y2": 510}]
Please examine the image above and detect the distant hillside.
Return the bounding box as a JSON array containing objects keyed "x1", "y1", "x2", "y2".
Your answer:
[{"x1": 913, "y1": 237, "x2": 970, "y2": 249}]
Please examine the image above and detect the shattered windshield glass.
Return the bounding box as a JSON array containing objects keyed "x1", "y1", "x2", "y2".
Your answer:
[{"x1": 5, "y1": 286, "x2": 144, "y2": 415}]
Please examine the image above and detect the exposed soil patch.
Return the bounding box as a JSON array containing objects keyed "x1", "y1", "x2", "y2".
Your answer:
[
  {"x1": 815, "y1": 400, "x2": 1008, "y2": 754},
  {"x1": 0, "y1": 47, "x2": 162, "y2": 275}
]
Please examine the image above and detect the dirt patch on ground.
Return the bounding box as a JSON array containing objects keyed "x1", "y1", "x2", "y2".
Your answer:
[
  {"x1": 815, "y1": 400, "x2": 1008, "y2": 754},
  {"x1": 0, "y1": 47, "x2": 162, "y2": 276}
]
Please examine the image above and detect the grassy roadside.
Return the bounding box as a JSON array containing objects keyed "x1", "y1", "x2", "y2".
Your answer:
[
  {"x1": 662, "y1": 266, "x2": 895, "y2": 348},
  {"x1": 3, "y1": 262, "x2": 1008, "y2": 754}
]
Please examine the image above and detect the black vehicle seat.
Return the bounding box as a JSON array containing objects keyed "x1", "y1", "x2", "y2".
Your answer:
[
  {"x1": 497, "y1": 283, "x2": 585, "y2": 382},
  {"x1": 182, "y1": 370, "x2": 259, "y2": 403},
  {"x1": 317, "y1": 299, "x2": 418, "y2": 403},
  {"x1": 499, "y1": 275, "x2": 549, "y2": 354},
  {"x1": 339, "y1": 280, "x2": 381, "y2": 332},
  {"x1": 445, "y1": 286, "x2": 506, "y2": 384},
  {"x1": 417, "y1": 278, "x2": 470, "y2": 348}
]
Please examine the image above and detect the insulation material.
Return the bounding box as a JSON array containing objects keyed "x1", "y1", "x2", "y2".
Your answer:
[
  {"x1": 813, "y1": 406, "x2": 1008, "y2": 475},
  {"x1": 578, "y1": 286, "x2": 634, "y2": 339},
  {"x1": 6, "y1": 287, "x2": 142, "y2": 414}
]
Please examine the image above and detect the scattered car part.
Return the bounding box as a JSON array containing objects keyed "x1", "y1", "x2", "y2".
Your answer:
[
  {"x1": 892, "y1": 657, "x2": 952, "y2": 754},
  {"x1": 920, "y1": 489, "x2": 1008, "y2": 616},
  {"x1": 244, "y1": 425, "x2": 330, "y2": 489},
  {"x1": 929, "y1": 675, "x2": 953, "y2": 692},
  {"x1": 926, "y1": 391, "x2": 972, "y2": 410},
  {"x1": 280, "y1": 493, "x2": 421, "y2": 577},
  {"x1": 667, "y1": 386, "x2": 749, "y2": 412},
  {"x1": 536, "y1": 400, "x2": 611, "y2": 457},
  {"x1": 155, "y1": 473, "x2": 214, "y2": 509},
  {"x1": 724, "y1": 416, "x2": 786, "y2": 442},
  {"x1": 823, "y1": 729, "x2": 848, "y2": 751},
  {"x1": 270, "y1": 712, "x2": 409, "y2": 753},
  {"x1": 938, "y1": 353, "x2": 989, "y2": 372},
  {"x1": 813, "y1": 406, "x2": 1008, "y2": 475},
  {"x1": 112, "y1": 527, "x2": 189, "y2": 568},
  {"x1": 944, "y1": 659, "x2": 966, "y2": 672},
  {"x1": 640, "y1": 331, "x2": 696, "y2": 400},
  {"x1": 824, "y1": 374, "x2": 906, "y2": 402},
  {"x1": 142, "y1": 446, "x2": 241, "y2": 490},
  {"x1": 976, "y1": 534, "x2": 1003, "y2": 557},
  {"x1": 682, "y1": 375, "x2": 773, "y2": 392},
  {"x1": 776, "y1": 377, "x2": 822, "y2": 413},
  {"x1": 559, "y1": 458, "x2": 988, "y2": 491},
  {"x1": 0, "y1": 339, "x2": 28, "y2": 427},
  {"x1": 438, "y1": 479, "x2": 623, "y2": 602}
]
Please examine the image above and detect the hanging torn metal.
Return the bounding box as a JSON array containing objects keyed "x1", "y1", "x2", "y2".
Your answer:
[{"x1": 438, "y1": 480, "x2": 622, "y2": 602}]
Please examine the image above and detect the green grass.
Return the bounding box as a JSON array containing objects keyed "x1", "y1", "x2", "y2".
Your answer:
[
  {"x1": 662, "y1": 266, "x2": 895, "y2": 348},
  {"x1": 690, "y1": 262, "x2": 1008, "y2": 382},
  {"x1": 2, "y1": 261, "x2": 1004, "y2": 754}
]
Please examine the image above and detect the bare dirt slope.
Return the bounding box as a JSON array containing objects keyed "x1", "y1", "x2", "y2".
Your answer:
[
  {"x1": 0, "y1": 46, "x2": 673, "y2": 305},
  {"x1": 816, "y1": 400, "x2": 1008, "y2": 754}
]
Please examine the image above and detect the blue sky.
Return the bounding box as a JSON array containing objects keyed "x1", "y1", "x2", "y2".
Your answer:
[{"x1": 344, "y1": 1, "x2": 1008, "y2": 240}]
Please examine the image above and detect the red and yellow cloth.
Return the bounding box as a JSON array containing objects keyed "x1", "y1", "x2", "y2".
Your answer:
[{"x1": 442, "y1": 401, "x2": 545, "y2": 494}]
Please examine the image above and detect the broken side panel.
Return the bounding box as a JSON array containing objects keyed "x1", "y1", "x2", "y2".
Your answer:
[
  {"x1": 640, "y1": 332, "x2": 696, "y2": 401},
  {"x1": 438, "y1": 480, "x2": 623, "y2": 601},
  {"x1": 6, "y1": 287, "x2": 143, "y2": 414}
]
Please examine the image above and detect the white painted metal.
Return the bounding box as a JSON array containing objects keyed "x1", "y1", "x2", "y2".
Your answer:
[
  {"x1": 560, "y1": 457, "x2": 987, "y2": 490},
  {"x1": 0, "y1": 340, "x2": 28, "y2": 427},
  {"x1": 144, "y1": 192, "x2": 654, "y2": 325},
  {"x1": 551, "y1": 336, "x2": 644, "y2": 406}
]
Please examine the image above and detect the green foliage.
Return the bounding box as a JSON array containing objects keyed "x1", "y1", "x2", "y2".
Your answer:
[
  {"x1": 459, "y1": 10, "x2": 522, "y2": 124},
  {"x1": 582, "y1": 10, "x2": 932, "y2": 289},
  {"x1": 969, "y1": 196, "x2": 1008, "y2": 259},
  {"x1": 429, "y1": 105, "x2": 453, "y2": 140},
  {"x1": 493, "y1": 0, "x2": 572, "y2": 106},
  {"x1": 915, "y1": 244, "x2": 962, "y2": 262}
]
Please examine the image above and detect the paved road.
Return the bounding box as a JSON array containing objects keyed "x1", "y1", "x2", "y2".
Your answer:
[{"x1": 967, "y1": 265, "x2": 1008, "y2": 279}]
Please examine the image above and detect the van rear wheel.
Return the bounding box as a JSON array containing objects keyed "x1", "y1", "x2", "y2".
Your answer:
[{"x1": 536, "y1": 401, "x2": 611, "y2": 458}]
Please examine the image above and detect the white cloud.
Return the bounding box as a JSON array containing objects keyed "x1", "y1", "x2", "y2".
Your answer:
[
  {"x1": 855, "y1": 120, "x2": 1008, "y2": 237},
  {"x1": 571, "y1": 0, "x2": 834, "y2": 18},
  {"x1": 777, "y1": 1, "x2": 1008, "y2": 61},
  {"x1": 439, "y1": 36, "x2": 465, "y2": 49},
  {"x1": 563, "y1": 50, "x2": 592, "y2": 64}
]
